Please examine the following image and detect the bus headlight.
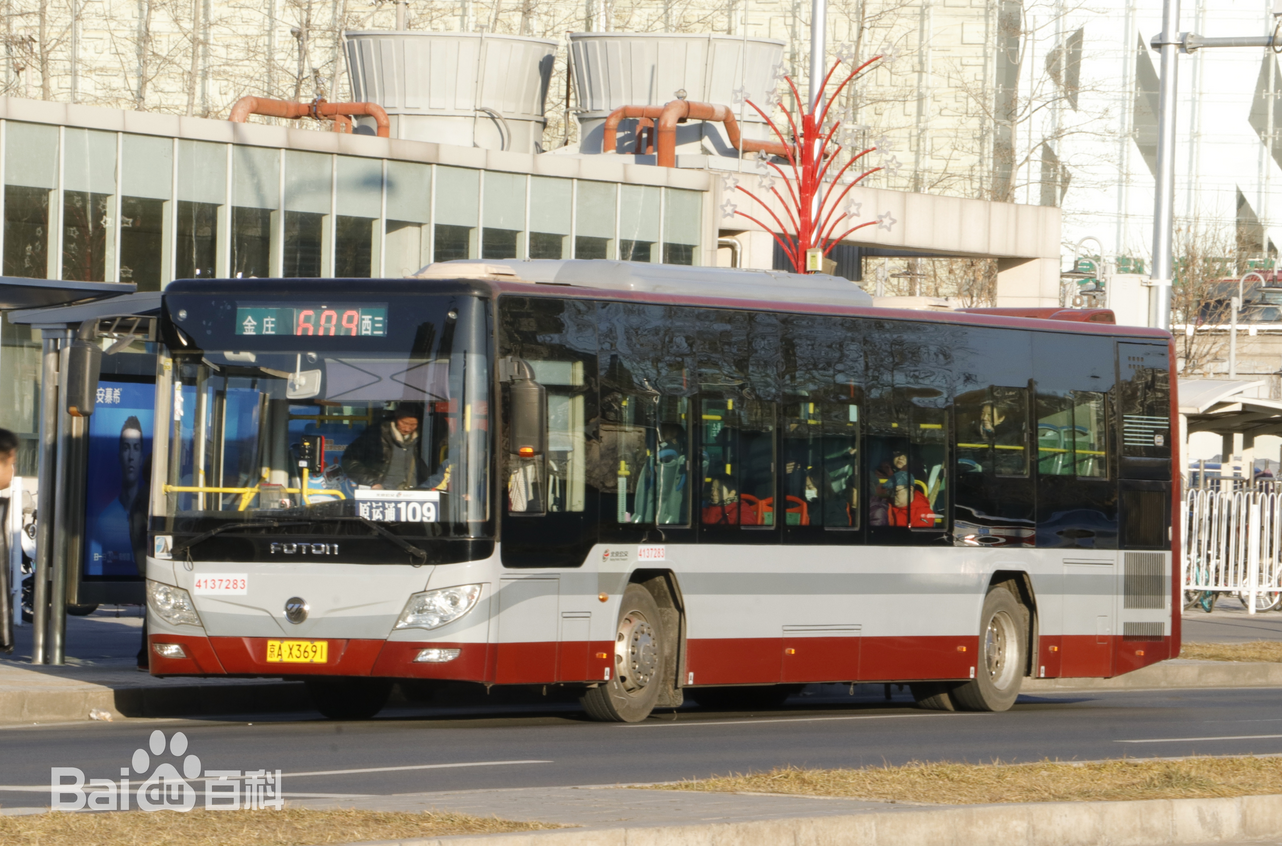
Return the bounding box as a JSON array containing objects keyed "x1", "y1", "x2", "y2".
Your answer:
[
  {"x1": 395, "y1": 585, "x2": 482, "y2": 631},
  {"x1": 146, "y1": 581, "x2": 202, "y2": 627}
]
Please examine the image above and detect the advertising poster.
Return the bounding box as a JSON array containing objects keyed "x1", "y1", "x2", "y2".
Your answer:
[{"x1": 83, "y1": 379, "x2": 154, "y2": 579}]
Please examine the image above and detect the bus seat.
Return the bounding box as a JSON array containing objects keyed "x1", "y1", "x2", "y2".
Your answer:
[{"x1": 785, "y1": 495, "x2": 809, "y2": 526}]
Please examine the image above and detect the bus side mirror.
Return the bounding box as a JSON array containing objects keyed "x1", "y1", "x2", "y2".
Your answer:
[
  {"x1": 510, "y1": 375, "x2": 547, "y2": 458},
  {"x1": 65, "y1": 339, "x2": 103, "y2": 418}
]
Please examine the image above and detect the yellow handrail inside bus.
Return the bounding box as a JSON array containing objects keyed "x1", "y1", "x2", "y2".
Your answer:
[{"x1": 164, "y1": 470, "x2": 346, "y2": 511}]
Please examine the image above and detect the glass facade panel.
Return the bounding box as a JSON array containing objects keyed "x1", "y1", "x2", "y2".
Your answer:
[
  {"x1": 121, "y1": 134, "x2": 172, "y2": 291},
  {"x1": 232, "y1": 146, "x2": 278, "y2": 278},
  {"x1": 284, "y1": 151, "x2": 331, "y2": 278},
  {"x1": 663, "y1": 188, "x2": 701, "y2": 265},
  {"x1": 62, "y1": 128, "x2": 117, "y2": 282},
  {"x1": 619, "y1": 184, "x2": 660, "y2": 263},
  {"x1": 434, "y1": 166, "x2": 478, "y2": 262},
  {"x1": 177, "y1": 140, "x2": 225, "y2": 279},
  {"x1": 385, "y1": 160, "x2": 430, "y2": 277},
  {"x1": 528, "y1": 176, "x2": 570, "y2": 259},
  {"x1": 335, "y1": 156, "x2": 382, "y2": 278},
  {"x1": 3, "y1": 122, "x2": 57, "y2": 278},
  {"x1": 575, "y1": 181, "x2": 615, "y2": 260},
  {"x1": 482, "y1": 171, "x2": 525, "y2": 260}
]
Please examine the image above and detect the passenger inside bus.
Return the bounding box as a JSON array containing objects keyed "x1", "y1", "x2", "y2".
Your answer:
[
  {"x1": 701, "y1": 473, "x2": 758, "y2": 525},
  {"x1": 341, "y1": 402, "x2": 429, "y2": 489},
  {"x1": 869, "y1": 444, "x2": 936, "y2": 528},
  {"x1": 632, "y1": 422, "x2": 688, "y2": 524}
]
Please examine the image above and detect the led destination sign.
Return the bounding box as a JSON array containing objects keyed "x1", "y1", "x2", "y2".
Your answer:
[{"x1": 234, "y1": 304, "x2": 388, "y2": 337}]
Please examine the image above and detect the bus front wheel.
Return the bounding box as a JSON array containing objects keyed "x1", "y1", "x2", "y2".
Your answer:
[
  {"x1": 950, "y1": 586, "x2": 1026, "y2": 712},
  {"x1": 306, "y1": 678, "x2": 393, "y2": 720},
  {"x1": 581, "y1": 584, "x2": 667, "y2": 723}
]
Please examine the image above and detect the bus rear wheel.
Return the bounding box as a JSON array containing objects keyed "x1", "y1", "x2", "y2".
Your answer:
[
  {"x1": 910, "y1": 682, "x2": 959, "y2": 711},
  {"x1": 581, "y1": 584, "x2": 667, "y2": 723},
  {"x1": 950, "y1": 586, "x2": 1027, "y2": 712},
  {"x1": 306, "y1": 678, "x2": 393, "y2": 720}
]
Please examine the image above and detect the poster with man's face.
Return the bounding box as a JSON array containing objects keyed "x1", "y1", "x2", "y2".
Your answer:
[{"x1": 83, "y1": 380, "x2": 154, "y2": 579}]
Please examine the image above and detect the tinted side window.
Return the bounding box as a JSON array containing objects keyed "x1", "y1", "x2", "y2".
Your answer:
[{"x1": 599, "y1": 302, "x2": 696, "y2": 533}]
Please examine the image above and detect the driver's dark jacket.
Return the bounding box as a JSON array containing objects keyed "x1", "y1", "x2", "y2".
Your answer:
[{"x1": 341, "y1": 421, "x2": 429, "y2": 488}]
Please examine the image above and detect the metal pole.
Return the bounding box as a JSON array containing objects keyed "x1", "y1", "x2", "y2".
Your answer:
[
  {"x1": 31, "y1": 332, "x2": 59, "y2": 665},
  {"x1": 48, "y1": 332, "x2": 73, "y2": 665},
  {"x1": 1230, "y1": 296, "x2": 1239, "y2": 378},
  {"x1": 1148, "y1": 0, "x2": 1180, "y2": 331}
]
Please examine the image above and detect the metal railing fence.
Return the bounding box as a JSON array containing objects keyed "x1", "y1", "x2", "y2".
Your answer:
[{"x1": 1182, "y1": 487, "x2": 1282, "y2": 613}]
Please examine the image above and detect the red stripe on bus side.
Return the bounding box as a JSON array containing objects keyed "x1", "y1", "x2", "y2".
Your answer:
[{"x1": 148, "y1": 633, "x2": 1176, "y2": 685}]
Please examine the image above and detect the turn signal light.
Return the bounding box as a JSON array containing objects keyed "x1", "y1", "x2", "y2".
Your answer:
[
  {"x1": 518, "y1": 446, "x2": 535, "y2": 457},
  {"x1": 957, "y1": 645, "x2": 967, "y2": 652},
  {"x1": 785, "y1": 648, "x2": 796, "y2": 655},
  {"x1": 596, "y1": 652, "x2": 609, "y2": 659},
  {"x1": 1049, "y1": 645, "x2": 1059, "y2": 652},
  {"x1": 1136, "y1": 650, "x2": 1145, "y2": 657}
]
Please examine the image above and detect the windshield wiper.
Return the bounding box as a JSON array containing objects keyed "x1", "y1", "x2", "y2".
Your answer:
[
  {"x1": 326, "y1": 516, "x2": 429, "y2": 564},
  {"x1": 172, "y1": 519, "x2": 313, "y2": 557}
]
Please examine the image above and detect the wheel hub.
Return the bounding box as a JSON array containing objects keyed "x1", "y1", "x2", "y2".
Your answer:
[
  {"x1": 984, "y1": 610, "x2": 1018, "y2": 689},
  {"x1": 615, "y1": 611, "x2": 657, "y2": 693}
]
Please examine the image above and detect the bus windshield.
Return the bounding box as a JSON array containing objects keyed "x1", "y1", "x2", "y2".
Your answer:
[{"x1": 159, "y1": 291, "x2": 490, "y2": 541}]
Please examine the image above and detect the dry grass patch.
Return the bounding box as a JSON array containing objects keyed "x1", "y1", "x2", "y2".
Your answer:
[
  {"x1": 0, "y1": 807, "x2": 559, "y2": 846},
  {"x1": 654, "y1": 757, "x2": 1282, "y2": 805},
  {"x1": 1180, "y1": 641, "x2": 1282, "y2": 663}
]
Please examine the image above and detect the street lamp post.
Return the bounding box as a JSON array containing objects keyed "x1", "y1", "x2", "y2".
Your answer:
[
  {"x1": 1148, "y1": 1, "x2": 1282, "y2": 332},
  {"x1": 1231, "y1": 271, "x2": 1267, "y2": 379}
]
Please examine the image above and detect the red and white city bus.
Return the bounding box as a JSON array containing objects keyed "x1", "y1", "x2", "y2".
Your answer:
[{"x1": 142, "y1": 260, "x2": 1178, "y2": 721}]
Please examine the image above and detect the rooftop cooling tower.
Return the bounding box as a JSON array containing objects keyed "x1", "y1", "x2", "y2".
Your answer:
[
  {"x1": 345, "y1": 31, "x2": 557, "y2": 153},
  {"x1": 569, "y1": 33, "x2": 786, "y2": 158}
]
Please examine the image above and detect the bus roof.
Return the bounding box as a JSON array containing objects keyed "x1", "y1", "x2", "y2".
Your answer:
[{"x1": 414, "y1": 259, "x2": 875, "y2": 309}]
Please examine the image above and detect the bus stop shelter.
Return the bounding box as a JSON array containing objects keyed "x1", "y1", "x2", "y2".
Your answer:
[{"x1": 0, "y1": 278, "x2": 162, "y2": 665}]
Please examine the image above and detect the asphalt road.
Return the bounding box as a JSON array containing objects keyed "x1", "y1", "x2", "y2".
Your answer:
[{"x1": 0, "y1": 686, "x2": 1279, "y2": 807}]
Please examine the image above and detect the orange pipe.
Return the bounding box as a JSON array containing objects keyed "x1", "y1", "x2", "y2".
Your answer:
[
  {"x1": 228, "y1": 96, "x2": 390, "y2": 138},
  {"x1": 655, "y1": 99, "x2": 789, "y2": 167},
  {"x1": 602, "y1": 105, "x2": 665, "y2": 154}
]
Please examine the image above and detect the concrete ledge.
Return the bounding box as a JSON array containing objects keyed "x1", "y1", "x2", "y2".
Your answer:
[
  {"x1": 0, "y1": 681, "x2": 309, "y2": 724},
  {"x1": 341, "y1": 794, "x2": 1282, "y2": 845},
  {"x1": 1024, "y1": 660, "x2": 1282, "y2": 693}
]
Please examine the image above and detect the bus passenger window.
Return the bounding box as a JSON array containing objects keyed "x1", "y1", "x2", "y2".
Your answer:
[
  {"x1": 619, "y1": 396, "x2": 690, "y2": 526},
  {"x1": 867, "y1": 409, "x2": 945, "y2": 530},
  {"x1": 1071, "y1": 391, "x2": 1107, "y2": 478},
  {"x1": 1037, "y1": 392, "x2": 1107, "y2": 479},
  {"x1": 507, "y1": 359, "x2": 588, "y2": 515},
  {"x1": 701, "y1": 397, "x2": 774, "y2": 526},
  {"x1": 956, "y1": 386, "x2": 1028, "y2": 477},
  {"x1": 783, "y1": 402, "x2": 860, "y2": 528}
]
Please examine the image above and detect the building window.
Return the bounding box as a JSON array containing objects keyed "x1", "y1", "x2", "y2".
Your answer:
[
  {"x1": 482, "y1": 171, "x2": 526, "y2": 260},
  {"x1": 434, "y1": 167, "x2": 478, "y2": 262},
  {"x1": 176, "y1": 140, "x2": 226, "y2": 280},
  {"x1": 663, "y1": 188, "x2": 700, "y2": 265},
  {"x1": 231, "y1": 146, "x2": 279, "y2": 278},
  {"x1": 284, "y1": 150, "x2": 332, "y2": 278},
  {"x1": 619, "y1": 184, "x2": 660, "y2": 262},
  {"x1": 529, "y1": 176, "x2": 570, "y2": 259},
  {"x1": 62, "y1": 128, "x2": 117, "y2": 282},
  {"x1": 3, "y1": 122, "x2": 57, "y2": 279},
  {"x1": 385, "y1": 160, "x2": 431, "y2": 276},
  {"x1": 575, "y1": 181, "x2": 615, "y2": 259},
  {"x1": 335, "y1": 155, "x2": 382, "y2": 278},
  {"x1": 121, "y1": 134, "x2": 173, "y2": 291}
]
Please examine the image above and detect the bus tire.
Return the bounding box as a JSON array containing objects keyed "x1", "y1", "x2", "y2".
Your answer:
[
  {"x1": 581, "y1": 583, "x2": 666, "y2": 723},
  {"x1": 910, "y1": 682, "x2": 958, "y2": 711},
  {"x1": 951, "y1": 586, "x2": 1026, "y2": 712},
  {"x1": 306, "y1": 678, "x2": 393, "y2": 720}
]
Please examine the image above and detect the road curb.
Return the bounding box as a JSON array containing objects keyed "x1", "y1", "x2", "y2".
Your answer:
[
  {"x1": 1024, "y1": 660, "x2": 1282, "y2": 692},
  {"x1": 0, "y1": 681, "x2": 310, "y2": 724},
  {"x1": 339, "y1": 793, "x2": 1282, "y2": 846}
]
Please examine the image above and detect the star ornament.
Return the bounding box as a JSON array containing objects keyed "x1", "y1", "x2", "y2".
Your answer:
[
  {"x1": 844, "y1": 197, "x2": 863, "y2": 218},
  {"x1": 732, "y1": 85, "x2": 750, "y2": 106},
  {"x1": 754, "y1": 152, "x2": 772, "y2": 174},
  {"x1": 881, "y1": 154, "x2": 902, "y2": 176},
  {"x1": 721, "y1": 174, "x2": 740, "y2": 192},
  {"x1": 720, "y1": 198, "x2": 739, "y2": 218},
  {"x1": 836, "y1": 42, "x2": 856, "y2": 64},
  {"x1": 757, "y1": 173, "x2": 774, "y2": 192},
  {"x1": 877, "y1": 211, "x2": 897, "y2": 232}
]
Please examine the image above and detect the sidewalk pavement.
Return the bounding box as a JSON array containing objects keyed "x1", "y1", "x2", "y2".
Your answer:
[
  {"x1": 1, "y1": 605, "x2": 1280, "y2": 726},
  {"x1": 289, "y1": 786, "x2": 1282, "y2": 846}
]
